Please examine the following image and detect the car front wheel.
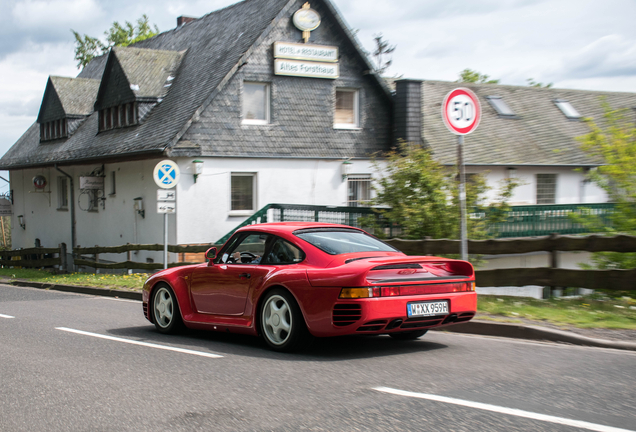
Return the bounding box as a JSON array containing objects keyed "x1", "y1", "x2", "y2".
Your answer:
[
  {"x1": 260, "y1": 289, "x2": 312, "y2": 352},
  {"x1": 152, "y1": 284, "x2": 184, "y2": 334},
  {"x1": 389, "y1": 329, "x2": 428, "y2": 340}
]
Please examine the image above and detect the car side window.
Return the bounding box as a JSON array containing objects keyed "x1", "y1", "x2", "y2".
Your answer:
[
  {"x1": 220, "y1": 233, "x2": 269, "y2": 264},
  {"x1": 263, "y1": 238, "x2": 305, "y2": 265}
]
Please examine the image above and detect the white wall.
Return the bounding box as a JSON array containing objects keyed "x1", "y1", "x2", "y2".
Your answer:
[
  {"x1": 175, "y1": 157, "x2": 379, "y2": 245},
  {"x1": 10, "y1": 159, "x2": 177, "y2": 265},
  {"x1": 466, "y1": 165, "x2": 607, "y2": 205},
  {"x1": 10, "y1": 157, "x2": 379, "y2": 258}
]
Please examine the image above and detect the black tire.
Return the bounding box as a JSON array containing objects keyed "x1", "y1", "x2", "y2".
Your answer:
[
  {"x1": 151, "y1": 284, "x2": 185, "y2": 334},
  {"x1": 259, "y1": 288, "x2": 313, "y2": 352},
  {"x1": 389, "y1": 329, "x2": 428, "y2": 340}
]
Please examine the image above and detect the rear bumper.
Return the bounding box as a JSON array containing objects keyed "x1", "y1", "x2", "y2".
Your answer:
[{"x1": 306, "y1": 291, "x2": 477, "y2": 337}]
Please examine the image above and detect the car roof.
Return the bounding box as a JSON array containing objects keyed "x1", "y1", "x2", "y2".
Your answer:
[{"x1": 235, "y1": 222, "x2": 364, "y2": 235}]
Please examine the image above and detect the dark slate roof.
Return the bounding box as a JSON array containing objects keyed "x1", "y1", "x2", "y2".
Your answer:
[
  {"x1": 0, "y1": 0, "x2": 294, "y2": 169},
  {"x1": 421, "y1": 80, "x2": 636, "y2": 166},
  {"x1": 109, "y1": 46, "x2": 185, "y2": 101},
  {"x1": 50, "y1": 76, "x2": 100, "y2": 117}
]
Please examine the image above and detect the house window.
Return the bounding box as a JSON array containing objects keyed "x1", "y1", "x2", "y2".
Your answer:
[
  {"x1": 554, "y1": 100, "x2": 581, "y2": 120},
  {"x1": 242, "y1": 82, "x2": 269, "y2": 124},
  {"x1": 486, "y1": 96, "x2": 516, "y2": 118},
  {"x1": 109, "y1": 171, "x2": 116, "y2": 196},
  {"x1": 334, "y1": 89, "x2": 359, "y2": 129},
  {"x1": 231, "y1": 173, "x2": 256, "y2": 212},
  {"x1": 536, "y1": 174, "x2": 557, "y2": 204},
  {"x1": 99, "y1": 103, "x2": 137, "y2": 131},
  {"x1": 40, "y1": 119, "x2": 68, "y2": 142},
  {"x1": 347, "y1": 175, "x2": 372, "y2": 207},
  {"x1": 57, "y1": 177, "x2": 68, "y2": 210}
]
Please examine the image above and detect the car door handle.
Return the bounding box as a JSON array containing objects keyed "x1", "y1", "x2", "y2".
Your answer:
[{"x1": 239, "y1": 273, "x2": 251, "y2": 279}]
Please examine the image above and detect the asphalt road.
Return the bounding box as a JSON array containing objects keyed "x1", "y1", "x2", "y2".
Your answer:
[{"x1": 1, "y1": 284, "x2": 635, "y2": 432}]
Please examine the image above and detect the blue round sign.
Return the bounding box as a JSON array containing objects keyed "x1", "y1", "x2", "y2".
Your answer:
[{"x1": 153, "y1": 160, "x2": 181, "y2": 189}]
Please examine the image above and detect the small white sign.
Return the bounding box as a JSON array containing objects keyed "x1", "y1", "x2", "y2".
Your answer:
[
  {"x1": 0, "y1": 198, "x2": 12, "y2": 216},
  {"x1": 153, "y1": 160, "x2": 180, "y2": 189},
  {"x1": 157, "y1": 202, "x2": 176, "y2": 214},
  {"x1": 274, "y1": 59, "x2": 339, "y2": 79},
  {"x1": 274, "y1": 42, "x2": 338, "y2": 62},
  {"x1": 157, "y1": 190, "x2": 176, "y2": 201},
  {"x1": 79, "y1": 176, "x2": 104, "y2": 190}
]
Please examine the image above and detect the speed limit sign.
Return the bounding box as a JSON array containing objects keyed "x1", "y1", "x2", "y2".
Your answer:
[{"x1": 442, "y1": 88, "x2": 481, "y2": 135}]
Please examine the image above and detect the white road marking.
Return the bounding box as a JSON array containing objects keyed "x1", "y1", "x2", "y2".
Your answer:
[
  {"x1": 56, "y1": 327, "x2": 223, "y2": 359},
  {"x1": 92, "y1": 296, "x2": 140, "y2": 303},
  {"x1": 0, "y1": 313, "x2": 15, "y2": 319},
  {"x1": 373, "y1": 387, "x2": 634, "y2": 432}
]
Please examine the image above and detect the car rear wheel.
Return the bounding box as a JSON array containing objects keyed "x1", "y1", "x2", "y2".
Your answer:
[
  {"x1": 152, "y1": 285, "x2": 184, "y2": 334},
  {"x1": 389, "y1": 329, "x2": 428, "y2": 340},
  {"x1": 260, "y1": 289, "x2": 312, "y2": 352}
]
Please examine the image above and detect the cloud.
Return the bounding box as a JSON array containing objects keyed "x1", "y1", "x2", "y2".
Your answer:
[{"x1": 564, "y1": 35, "x2": 636, "y2": 79}]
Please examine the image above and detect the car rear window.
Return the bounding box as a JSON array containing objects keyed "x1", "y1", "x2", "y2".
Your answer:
[{"x1": 294, "y1": 229, "x2": 397, "y2": 255}]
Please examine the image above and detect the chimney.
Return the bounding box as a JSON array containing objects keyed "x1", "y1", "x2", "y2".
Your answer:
[
  {"x1": 177, "y1": 16, "x2": 196, "y2": 27},
  {"x1": 394, "y1": 79, "x2": 423, "y2": 146}
]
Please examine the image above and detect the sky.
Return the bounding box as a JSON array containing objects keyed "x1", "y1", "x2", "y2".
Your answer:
[{"x1": 1, "y1": 0, "x2": 635, "y2": 192}]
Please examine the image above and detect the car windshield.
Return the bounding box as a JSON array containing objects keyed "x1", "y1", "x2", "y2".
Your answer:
[{"x1": 295, "y1": 229, "x2": 397, "y2": 255}]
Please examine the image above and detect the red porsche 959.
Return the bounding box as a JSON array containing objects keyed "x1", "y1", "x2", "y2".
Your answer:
[{"x1": 142, "y1": 223, "x2": 476, "y2": 352}]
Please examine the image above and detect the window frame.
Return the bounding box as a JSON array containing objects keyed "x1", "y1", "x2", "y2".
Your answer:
[
  {"x1": 242, "y1": 82, "x2": 270, "y2": 125},
  {"x1": 57, "y1": 176, "x2": 68, "y2": 210},
  {"x1": 347, "y1": 174, "x2": 372, "y2": 207},
  {"x1": 536, "y1": 173, "x2": 557, "y2": 204},
  {"x1": 554, "y1": 100, "x2": 581, "y2": 120},
  {"x1": 334, "y1": 88, "x2": 360, "y2": 129},
  {"x1": 229, "y1": 172, "x2": 257, "y2": 216}
]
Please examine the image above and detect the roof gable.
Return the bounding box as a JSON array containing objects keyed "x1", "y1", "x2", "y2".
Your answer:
[
  {"x1": 94, "y1": 46, "x2": 185, "y2": 110},
  {"x1": 36, "y1": 76, "x2": 99, "y2": 123}
]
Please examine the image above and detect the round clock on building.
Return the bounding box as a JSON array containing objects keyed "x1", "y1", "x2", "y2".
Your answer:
[{"x1": 293, "y1": 4, "x2": 321, "y2": 32}]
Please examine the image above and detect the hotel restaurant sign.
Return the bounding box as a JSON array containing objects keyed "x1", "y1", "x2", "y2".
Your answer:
[
  {"x1": 274, "y1": 42, "x2": 339, "y2": 79},
  {"x1": 274, "y1": 4, "x2": 339, "y2": 79}
]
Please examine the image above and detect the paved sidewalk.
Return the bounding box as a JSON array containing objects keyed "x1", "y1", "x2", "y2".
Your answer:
[{"x1": 4, "y1": 279, "x2": 636, "y2": 352}]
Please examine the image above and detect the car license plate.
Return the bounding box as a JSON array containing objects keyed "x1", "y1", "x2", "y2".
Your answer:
[{"x1": 407, "y1": 301, "x2": 449, "y2": 317}]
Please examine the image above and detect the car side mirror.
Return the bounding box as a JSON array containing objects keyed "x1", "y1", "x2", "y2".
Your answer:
[{"x1": 205, "y1": 247, "x2": 217, "y2": 265}]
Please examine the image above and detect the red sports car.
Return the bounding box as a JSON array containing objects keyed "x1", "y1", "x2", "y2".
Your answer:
[{"x1": 142, "y1": 223, "x2": 476, "y2": 351}]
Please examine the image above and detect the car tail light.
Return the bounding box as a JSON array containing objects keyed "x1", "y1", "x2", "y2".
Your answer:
[
  {"x1": 339, "y1": 288, "x2": 373, "y2": 299},
  {"x1": 339, "y1": 282, "x2": 474, "y2": 298}
]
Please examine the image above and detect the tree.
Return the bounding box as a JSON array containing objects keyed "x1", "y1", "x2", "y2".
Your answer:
[
  {"x1": 457, "y1": 69, "x2": 500, "y2": 84},
  {"x1": 526, "y1": 78, "x2": 552, "y2": 88},
  {"x1": 363, "y1": 141, "x2": 519, "y2": 242},
  {"x1": 72, "y1": 15, "x2": 159, "y2": 68},
  {"x1": 371, "y1": 33, "x2": 396, "y2": 76},
  {"x1": 575, "y1": 101, "x2": 636, "y2": 269}
]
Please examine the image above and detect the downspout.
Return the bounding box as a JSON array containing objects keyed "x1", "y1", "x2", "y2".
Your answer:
[{"x1": 54, "y1": 165, "x2": 76, "y2": 251}]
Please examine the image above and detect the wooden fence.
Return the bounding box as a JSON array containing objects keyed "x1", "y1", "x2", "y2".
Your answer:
[
  {"x1": 1, "y1": 235, "x2": 635, "y2": 290},
  {"x1": 385, "y1": 234, "x2": 636, "y2": 291}
]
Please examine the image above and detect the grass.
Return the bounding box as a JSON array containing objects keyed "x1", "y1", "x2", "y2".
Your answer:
[
  {"x1": 1, "y1": 268, "x2": 635, "y2": 330},
  {"x1": 0, "y1": 268, "x2": 149, "y2": 290},
  {"x1": 477, "y1": 294, "x2": 636, "y2": 330}
]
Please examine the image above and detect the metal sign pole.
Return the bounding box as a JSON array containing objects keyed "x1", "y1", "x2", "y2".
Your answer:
[
  {"x1": 163, "y1": 213, "x2": 168, "y2": 270},
  {"x1": 458, "y1": 135, "x2": 468, "y2": 261}
]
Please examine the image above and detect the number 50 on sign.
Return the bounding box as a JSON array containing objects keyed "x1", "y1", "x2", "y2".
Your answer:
[{"x1": 442, "y1": 88, "x2": 481, "y2": 135}]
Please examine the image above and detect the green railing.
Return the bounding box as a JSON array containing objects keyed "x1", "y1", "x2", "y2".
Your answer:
[
  {"x1": 217, "y1": 203, "x2": 615, "y2": 244},
  {"x1": 485, "y1": 203, "x2": 615, "y2": 238},
  {"x1": 216, "y1": 204, "x2": 400, "y2": 244}
]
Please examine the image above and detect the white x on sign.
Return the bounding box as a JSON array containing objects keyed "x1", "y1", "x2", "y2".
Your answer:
[{"x1": 153, "y1": 160, "x2": 180, "y2": 189}]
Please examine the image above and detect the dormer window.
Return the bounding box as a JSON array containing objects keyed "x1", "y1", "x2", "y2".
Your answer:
[
  {"x1": 40, "y1": 119, "x2": 68, "y2": 142},
  {"x1": 98, "y1": 102, "x2": 138, "y2": 132},
  {"x1": 554, "y1": 100, "x2": 581, "y2": 120}
]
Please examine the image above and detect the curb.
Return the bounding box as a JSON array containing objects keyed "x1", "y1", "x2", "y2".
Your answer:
[
  {"x1": 7, "y1": 280, "x2": 142, "y2": 301},
  {"x1": 435, "y1": 320, "x2": 636, "y2": 352},
  {"x1": 5, "y1": 280, "x2": 635, "y2": 352}
]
